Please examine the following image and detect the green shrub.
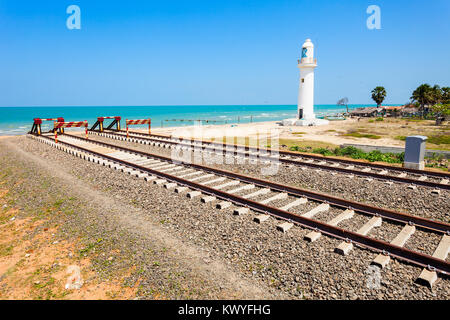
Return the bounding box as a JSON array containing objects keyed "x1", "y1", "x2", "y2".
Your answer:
[
  {"x1": 375, "y1": 117, "x2": 384, "y2": 121},
  {"x1": 289, "y1": 145, "x2": 404, "y2": 164},
  {"x1": 337, "y1": 146, "x2": 359, "y2": 156},
  {"x1": 366, "y1": 150, "x2": 387, "y2": 162},
  {"x1": 426, "y1": 153, "x2": 444, "y2": 161},
  {"x1": 289, "y1": 146, "x2": 308, "y2": 152},
  {"x1": 334, "y1": 146, "x2": 365, "y2": 159},
  {"x1": 312, "y1": 148, "x2": 334, "y2": 156}
]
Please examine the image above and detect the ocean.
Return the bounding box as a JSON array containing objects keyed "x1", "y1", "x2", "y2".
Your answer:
[{"x1": 0, "y1": 104, "x2": 381, "y2": 135}]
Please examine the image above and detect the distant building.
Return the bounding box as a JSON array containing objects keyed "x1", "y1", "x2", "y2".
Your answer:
[
  {"x1": 401, "y1": 106, "x2": 419, "y2": 117},
  {"x1": 381, "y1": 106, "x2": 404, "y2": 117},
  {"x1": 349, "y1": 105, "x2": 422, "y2": 118},
  {"x1": 349, "y1": 107, "x2": 381, "y2": 117}
]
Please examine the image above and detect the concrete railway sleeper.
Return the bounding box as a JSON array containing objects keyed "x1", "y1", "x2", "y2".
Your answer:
[
  {"x1": 28, "y1": 133, "x2": 450, "y2": 287},
  {"x1": 89, "y1": 129, "x2": 450, "y2": 191}
]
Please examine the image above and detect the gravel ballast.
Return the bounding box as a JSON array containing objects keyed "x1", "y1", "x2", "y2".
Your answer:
[{"x1": 8, "y1": 135, "x2": 450, "y2": 299}]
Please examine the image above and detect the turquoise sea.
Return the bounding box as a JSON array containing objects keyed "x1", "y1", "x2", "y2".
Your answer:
[{"x1": 0, "y1": 104, "x2": 383, "y2": 135}]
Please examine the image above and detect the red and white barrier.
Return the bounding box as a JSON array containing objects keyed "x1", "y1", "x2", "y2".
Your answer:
[
  {"x1": 93, "y1": 116, "x2": 121, "y2": 132},
  {"x1": 31, "y1": 117, "x2": 65, "y2": 135},
  {"x1": 35, "y1": 118, "x2": 65, "y2": 123},
  {"x1": 54, "y1": 121, "x2": 88, "y2": 143},
  {"x1": 125, "y1": 118, "x2": 151, "y2": 138}
]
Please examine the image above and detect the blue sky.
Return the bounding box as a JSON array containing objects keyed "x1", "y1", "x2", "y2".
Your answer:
[{"x1": 0, "y1": 0, "x2": 449, "y2": 106}]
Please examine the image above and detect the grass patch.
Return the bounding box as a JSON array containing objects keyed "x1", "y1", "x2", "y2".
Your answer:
[
  {"x1": 375, "y1": 117, "x2": 384, "y2": 121},
  {"x1": 0, "y1": 244, "x2": 14, "y2": 257},
  {"x1": 291, "y1": 132, "x2": 306, "y2": 135},
  {"x1": 395, "y1": 136, "x2": 406, "y2": 141},
  {"x1": 79, "y1": 238, "x2": 103, "y2": 257},
  {"x1": 425, "y1": 163, "x2": 448, "y2": 171},
  {"x1": 53, "y1": 199, "x2": 64, "y2": 209},
  {"x1": 427, "y1": 135, "x2": 450, "y2": 145},
  {"x1": 343, "y1": 132, "x2": 381, "y2": 139},
  {"x1": 33, "y1": 277, "x2": 55, "y2": 289},
  {"x1": 402, "y1": 118, "x2": 426, "y2": 122}
]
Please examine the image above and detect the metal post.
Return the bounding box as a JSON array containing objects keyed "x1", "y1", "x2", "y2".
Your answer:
[
  {"x1": 126, "y1": 124, "x2": 129, "y2": 139},
  {"x1": 149, "y1": 119, "x2": 151, "y2": 135}
]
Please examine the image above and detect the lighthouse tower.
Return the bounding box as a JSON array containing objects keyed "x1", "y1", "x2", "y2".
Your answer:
[{"x1": 283, "y1": 39, "x2": 329, "y2": 126}]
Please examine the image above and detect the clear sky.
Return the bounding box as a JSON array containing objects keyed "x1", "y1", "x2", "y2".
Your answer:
[{"x1": 1, "y1": 0, "x2": 449, "y2": 106}]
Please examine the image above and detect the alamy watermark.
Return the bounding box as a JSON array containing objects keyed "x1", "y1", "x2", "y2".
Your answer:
[
  {"x1": 366, "y1": 5, "x2": 381, "y2": 30},
  {"x1": 366, "y1": 263, "x2": 391, "y2": 290},
  {"x1": 66, "y1": 5, "x2": 81, "y2": 30},
  {"x1": 169, "y1": 124, "x2": 280, "y2": 176}
]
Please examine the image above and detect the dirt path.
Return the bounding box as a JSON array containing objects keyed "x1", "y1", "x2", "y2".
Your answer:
[{"x1": 0, "y1": 138, "x2": 279, "y2": 299}]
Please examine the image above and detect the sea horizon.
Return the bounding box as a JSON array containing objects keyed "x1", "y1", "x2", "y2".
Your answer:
[{"x1": 0, "y1": 104, "x2": 402, "y2": 136}]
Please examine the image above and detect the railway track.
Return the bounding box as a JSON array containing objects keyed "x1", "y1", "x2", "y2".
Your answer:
[
  {"x1": 89, "y1": 129, "x2": 450, "y2": 191},
  {"x1": 29, "y1": 133, "x2": 450, "y2": 287}
]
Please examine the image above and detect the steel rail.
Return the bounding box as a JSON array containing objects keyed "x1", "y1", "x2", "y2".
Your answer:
[
  {"x1": 34, "y1": 133, "x2": 450, "y2": 276},
  {"x1": 91, "y1": 129, "x2": 450, "y2": 190},
  {"x1": 114, "y1": 128, "x2": 450, "y2": 179},
  {"x1": 65, "y1": 132, "x2": 450, "y2": 234}
]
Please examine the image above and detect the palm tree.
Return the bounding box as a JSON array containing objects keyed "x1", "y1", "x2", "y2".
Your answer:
[
  {"x1": 431, "y1": 85, "x2": 443, "y2": 104},
  {"x1": 442, "y1": 87, "x2": 450, "y2": 103},
  {"x1": 371, "y1": 87, "x2": 386, "y2": 107},
  {"x1": 410, "y1": 84, "x2": 434, "y2": 115}
]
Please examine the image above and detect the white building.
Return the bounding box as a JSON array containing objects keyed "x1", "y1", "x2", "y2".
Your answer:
[{"x1": 282, "y1": 39, "x2": 329, "y2": 126}]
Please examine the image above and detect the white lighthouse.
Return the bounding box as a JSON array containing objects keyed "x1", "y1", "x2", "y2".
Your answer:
[{"x1": 283, "y1": 39, "x2": 329, "y2": 126}]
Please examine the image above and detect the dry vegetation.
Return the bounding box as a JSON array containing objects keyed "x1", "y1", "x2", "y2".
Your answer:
[
  {"x1": 0, "y1": 188, "x2": 137, "y2": 300},
  {"x1": 331, "y1": 118, "x2": 450, "y2": 151}
]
